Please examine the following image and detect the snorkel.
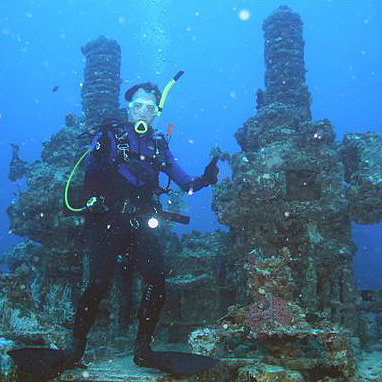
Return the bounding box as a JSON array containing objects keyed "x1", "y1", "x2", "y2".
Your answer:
[
  {"x1": 157, "y1": 71, "x2": 184, "y2": 117},
  {"x1": 64, "y1": 71, "x2": 185, "y2": 214}
]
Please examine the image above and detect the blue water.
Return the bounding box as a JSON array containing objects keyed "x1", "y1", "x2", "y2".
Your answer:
[{"x1": 0, "y1": 1, "x2": 381, "y2": 287}]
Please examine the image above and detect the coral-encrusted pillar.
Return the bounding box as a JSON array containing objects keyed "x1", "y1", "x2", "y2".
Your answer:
[
  {"x1": 258, "y1": 5, "x2": 311, "y2": 121},
  {"x1": 81, "y1": 36, "x2": 121, "y2": 128},
  {"x1": 215, "y1": 6, "x2": 359, "y2": 333},
  {"x1": 213, "y1": 7, "x2": 360, "y2": 379}
]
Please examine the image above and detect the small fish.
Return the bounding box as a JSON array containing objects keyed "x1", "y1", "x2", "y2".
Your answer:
[{"x1": 52, "y1": 85, "x2": 59, "y2": 92}]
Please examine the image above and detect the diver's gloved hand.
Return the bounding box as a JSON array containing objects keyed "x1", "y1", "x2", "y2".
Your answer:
[
  {"x1": 85, "y1": 195, "x2": 109, "y2": 214},
  {"x1": 201, "y1": 157, "x2": 219, "y2": 186}
]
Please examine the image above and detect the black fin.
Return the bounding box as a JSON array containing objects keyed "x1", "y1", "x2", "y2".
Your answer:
[
  {"x1": 138, "y1": 350, "x2": 218, "y2": 377},
  {"x1": 8, "y1": 348, "x2": 73, "y2": 381}
]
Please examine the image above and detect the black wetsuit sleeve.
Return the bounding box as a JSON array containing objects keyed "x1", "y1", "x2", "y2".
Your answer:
[{"x1": 162, "y1": 150, "x2": 208, "y2": 193}]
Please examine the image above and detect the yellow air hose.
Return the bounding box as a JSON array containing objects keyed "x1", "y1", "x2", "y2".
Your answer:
[{"x1": 64, "y1": 148, "x2": 90, "y2": 212}]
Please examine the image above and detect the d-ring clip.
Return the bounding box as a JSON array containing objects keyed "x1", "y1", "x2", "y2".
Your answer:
[{"x1": 129, "y1": 217, "x2": 140, "y2": 229}]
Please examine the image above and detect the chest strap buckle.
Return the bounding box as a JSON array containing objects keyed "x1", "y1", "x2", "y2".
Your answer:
[{"x1": 117, "y1": 143, "x2": 130, "y2": 161}]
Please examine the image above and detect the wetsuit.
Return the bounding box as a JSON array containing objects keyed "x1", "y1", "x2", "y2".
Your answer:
[{"x1": 72, "y1": 122, "x2": 210, "y2": 350}]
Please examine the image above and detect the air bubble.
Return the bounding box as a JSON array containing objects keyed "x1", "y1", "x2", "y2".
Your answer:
[{"x1": 238, "y1": 9, "x2": 250, "y2": 21}]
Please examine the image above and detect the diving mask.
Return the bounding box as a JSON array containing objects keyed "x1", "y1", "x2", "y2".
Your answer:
[{"x1": 129, "y1": 98, "x2": 158, "y2": 117}]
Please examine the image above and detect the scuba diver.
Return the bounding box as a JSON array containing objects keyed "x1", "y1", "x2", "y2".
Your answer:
[{"x1": 9, "y1": 73, "x2": 219, "y2": 380}]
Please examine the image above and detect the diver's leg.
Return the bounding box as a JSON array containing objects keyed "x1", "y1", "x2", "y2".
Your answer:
[
  {"x1": 127, "y1": 230, "x2": 218, "y2": 377},
  {"x1": 130, "y1": 231, "x2": 166, "y2": 365},
  {"x1": 68, "y1": 215, "x2": 126, "y2": 363}
]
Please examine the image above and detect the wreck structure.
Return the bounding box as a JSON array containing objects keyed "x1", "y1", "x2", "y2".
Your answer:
[
  {"x1": 81, "y1": 35, "x2": 122, "y2": 128},
  {"x1": 211, "y1": 5, "x2": 382, "y2": 380},
  {"x1": 1, "y1": 6, "x2": 382, "y2": 382}
]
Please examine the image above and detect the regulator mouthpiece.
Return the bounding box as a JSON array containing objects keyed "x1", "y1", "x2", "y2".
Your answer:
[{"x1": 134, "y1": 120, "x2": 149, "y2": 134}]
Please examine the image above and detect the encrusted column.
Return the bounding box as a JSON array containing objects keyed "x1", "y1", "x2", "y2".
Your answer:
[
  {"x1": 258, "y1": 5, "x2": 311, "y2": 120},
  {"x1": 212, "y1": 8, "x2": 361, "y2": 379},
  {"x1": 340, "y1": 132, "x2": 382, "y2": 224},
  {"x1": 81, "y1": 36, "x2": 122, "y2": 128}
]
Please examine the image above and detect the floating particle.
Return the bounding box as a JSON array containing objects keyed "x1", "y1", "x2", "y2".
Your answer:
[
  {"x1": 188, "y1": 139, "x2": 194, "y2": 144},
  {"x1": 238, "y1": 9, "x2": 250, "y2": 21},
  {"x1": 118, "y1": 16, "x2": 125, "y2": 24},
  {"x1": 229, "y1": 90, "x2": 237, "y2": 99},
  {"x1": 194, "y1": 11, "x2": 200, "y2": 16},
  {"x1": 363, "y1": 18, "x2": 369, "y2": 24},
  {"x1": 82, "y1": 371, "x2": 90, "y2": 378},
  {"x1": 60, "y1": 33, "x2": 66, "y2": 39}
]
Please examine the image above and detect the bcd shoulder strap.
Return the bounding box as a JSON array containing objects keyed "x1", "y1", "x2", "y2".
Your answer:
[{"x1": 153, "y1": 131, "x2": 169, "y2": 168}]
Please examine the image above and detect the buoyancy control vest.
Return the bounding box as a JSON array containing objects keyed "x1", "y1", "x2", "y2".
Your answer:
[{"x1": 100, "y1": 123, "x2": 171, "y2": 194}]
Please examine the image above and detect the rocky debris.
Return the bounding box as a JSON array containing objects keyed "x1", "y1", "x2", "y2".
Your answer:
[{"x1": 8, "y1": 143, "x2": 28, "y2": 182}]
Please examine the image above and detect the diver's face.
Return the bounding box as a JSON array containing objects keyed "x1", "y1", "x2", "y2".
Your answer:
[{"x1": 127, "y1": 88, "x2": 158, "y2": 125}]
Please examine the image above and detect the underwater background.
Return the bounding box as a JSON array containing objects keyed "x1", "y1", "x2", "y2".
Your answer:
[{"x1": 0, "y1": 0, "x2": 381, "y2": 289}]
